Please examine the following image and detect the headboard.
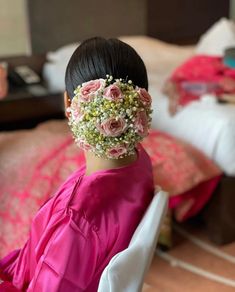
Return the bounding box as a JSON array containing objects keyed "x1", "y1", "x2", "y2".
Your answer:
[
  {"x1": 147, "y1": 0, "x2": 230, "y2": 44},
  {"x1": 28, "y1": 0, "x2": 146, "y2": 54},
  {"x1": 28, "y1": 0, "x2": 231, "y2": 53}
]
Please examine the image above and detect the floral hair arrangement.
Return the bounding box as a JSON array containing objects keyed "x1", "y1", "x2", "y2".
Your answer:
[{"x1": 67, "y1": 75, "x2": 153, "y2": 159}]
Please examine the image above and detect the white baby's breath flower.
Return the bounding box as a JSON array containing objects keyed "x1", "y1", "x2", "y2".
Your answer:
[{"x1": 68, "y1": 75, "x2": 152, "y2": 158}]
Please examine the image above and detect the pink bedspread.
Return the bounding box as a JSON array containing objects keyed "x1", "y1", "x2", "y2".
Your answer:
[{"x1": 0, "y1": 120, "x2": 221, "y2": 256}]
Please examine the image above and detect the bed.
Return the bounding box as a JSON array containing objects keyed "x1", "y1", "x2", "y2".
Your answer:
[
  {"x1": 41, "y1": 29, "x2": 235, "y2": 244},
  {"x1": 28, "y1": 0, "x2": 234, "y2": 176},
  {"x1": 43, "y1": 33, "x2": 235, "y2": 176},
  {"x1": 120, "y1": 34, "x2": 235, "y2": 244},
  {"x1": 119, "y1": 35, "x2": 235, "y2": 176},
  {"x1": 121, "y1": 35, "x2": 235, "y2": 244}
]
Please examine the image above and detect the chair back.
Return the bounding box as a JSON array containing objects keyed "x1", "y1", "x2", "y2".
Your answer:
[{"x1": 98, "y1": 190, "x2": 168, "y2": 292}]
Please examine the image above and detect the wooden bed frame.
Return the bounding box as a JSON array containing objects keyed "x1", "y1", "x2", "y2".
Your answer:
[
  {"x1": 201, "y1": 176, "x2": 235, "y2": 245},
  {"x1": 1, "y1": 0, "x2": 234, "y2": 245},
  {"x1": 27, "y1": 0, "x2": 229, "y2": 52}
]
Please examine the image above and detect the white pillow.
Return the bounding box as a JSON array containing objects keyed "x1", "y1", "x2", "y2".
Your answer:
[
  {"x1": 196, "y1": 18, "x2": 235, "y2": 56},
  {"x1": 47, "y1": 43, "x2": 79, "y2": 63},
  {"x1": 43, "y1": 62, "x2": 67, "y2": 92},
  {"x1": 43, "y1": 43, "x2": 79, "y2": 92}
]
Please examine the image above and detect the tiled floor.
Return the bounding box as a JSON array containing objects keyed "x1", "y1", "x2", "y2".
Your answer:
[{"x1": 143, "y1": 226, "x2": 235, "y2": 291}]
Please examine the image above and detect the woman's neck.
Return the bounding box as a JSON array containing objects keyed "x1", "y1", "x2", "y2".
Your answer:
[{"x1": 85, "y1": 151, "x2": 137, "y2": 176}]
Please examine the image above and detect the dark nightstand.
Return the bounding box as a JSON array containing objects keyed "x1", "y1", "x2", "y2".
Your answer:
[
  {"x1": 0, "y1": 87, "x2": 65, "y2": 130},
  {"x1": 0, "y1": 54, "x2": 65, "y2": 130}
]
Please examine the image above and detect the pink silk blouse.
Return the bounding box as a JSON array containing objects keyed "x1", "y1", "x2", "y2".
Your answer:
[{"x1": 0, "y1": 145, "x2": 154, "y2": 291}]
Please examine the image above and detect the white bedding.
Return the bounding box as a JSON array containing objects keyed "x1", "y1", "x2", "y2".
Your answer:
[
  {"x1": 43, "y1": 35, "x2": 235, "y2": 175},
  {"x1": 118, "y1": 36, "x2": 235, "y2": 175},
  {"x1": 150, "y1": 88, "x2": 235, "y2": 175}
]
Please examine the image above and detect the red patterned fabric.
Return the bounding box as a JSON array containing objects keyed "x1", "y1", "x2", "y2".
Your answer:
[
  {"x1": 142, "y1": 131, "x2": 221, "y2": 196},
  {"x1": 169, "y1": 176, "x2": 221, "y2": 222},
  {"x1": 0, "y1": 121, "x2": 84, "y2": 257},
  {"x1": 0, "y1": 121, "x2": 221, "y2": 257},
  {"x1": 170, "y1": 55, "x2": 235, "y2": 106}
]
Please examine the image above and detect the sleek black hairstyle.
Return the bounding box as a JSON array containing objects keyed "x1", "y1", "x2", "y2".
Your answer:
[{"x1": 65, "y1": 37, "x2": 148, "y2": 98}]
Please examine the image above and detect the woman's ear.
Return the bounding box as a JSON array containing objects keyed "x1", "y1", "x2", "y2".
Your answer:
[{"x1": 64, "y1": 91, "x2": 71, "y2": 118}]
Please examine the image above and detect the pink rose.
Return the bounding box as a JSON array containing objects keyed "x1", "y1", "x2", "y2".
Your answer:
[
  {"x1": 73, "y1": 109, "x2": 84, "y2": 122},
  {"x1": 97, "y1": 117, "x2": 127, "y2": 137},
  {"x1": 103, "y1": 84, "x2": 123, "y2": 101},
  {"x1": 137, "y1": 88, "x2": 152, "y2": 107},
  {"x1": 107, "y1": 145, "x2": 128, "y2": 159},
  {"x1": 134, "y1": 111, "x2": 149, "y2": 137},
  {"x1": 80, "y1": 79, "x2": 105, "y2": 101},
  {"x1": 70, "y1": 99, "x2": 84, "y2": 121},
  {"x1": 77, "y1": 139, "x2": 92, "y2": 151}
]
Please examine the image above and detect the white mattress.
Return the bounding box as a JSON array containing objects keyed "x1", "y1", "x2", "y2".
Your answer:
[{"x1": 43, "y1": 36, "x2": 235, "y2": 175}]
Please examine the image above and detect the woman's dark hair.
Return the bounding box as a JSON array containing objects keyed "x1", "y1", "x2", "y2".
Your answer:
[{"x1": 65, "y1": 37, "x2": 148, "y2": 98}]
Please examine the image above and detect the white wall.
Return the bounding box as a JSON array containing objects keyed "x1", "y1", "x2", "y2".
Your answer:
[
  {"x1": 0, "y1": 0, "x2": 31, "y2": 57},
  {"x1": 0, "y1": 1, "x2": 234, "y2": 57}
]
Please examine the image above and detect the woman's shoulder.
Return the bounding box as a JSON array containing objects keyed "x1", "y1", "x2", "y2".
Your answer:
[
  {"x1": 70, "y1": 149, "x2": 153, "y2": 215},
  {"x1": 36, "y1": 165, "x2": 86, "y2": 215}
]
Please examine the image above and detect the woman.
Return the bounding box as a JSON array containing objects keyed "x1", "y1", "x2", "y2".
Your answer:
[{"x1": 0, "y1": 37, "x2": 154, "y2": 291}]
